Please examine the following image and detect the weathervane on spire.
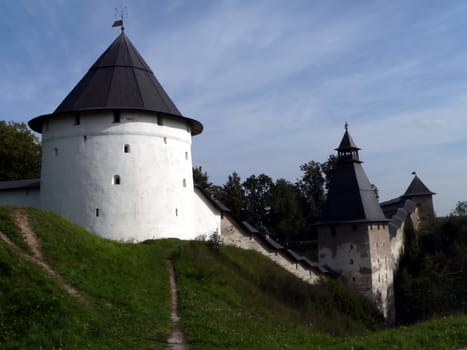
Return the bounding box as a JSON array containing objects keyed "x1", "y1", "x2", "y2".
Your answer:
[
  {"x1": 345, "y1": 121, "x2": 349, "y2": 131},
  {"x1": 112, "y1": 6, "x2": 127, "y2": 32}
]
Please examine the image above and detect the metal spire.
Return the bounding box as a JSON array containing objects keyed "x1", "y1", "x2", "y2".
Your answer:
[{"x1": 112, "y1": 6, "x2": 127, "y2": 32}]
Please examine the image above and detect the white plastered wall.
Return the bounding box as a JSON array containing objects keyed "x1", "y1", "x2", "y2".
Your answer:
[
  {"x1": 40, "y1": 110, "x2": 196, "y2": 242},
  {"x1": 0, "y1": 189, "x2": 40, "y2": 207},
  {"x1": 192, "y1": 187, "x2": 221, "y2": 238}
]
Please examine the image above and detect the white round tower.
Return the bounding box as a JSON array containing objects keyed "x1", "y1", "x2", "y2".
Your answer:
[{"x1": 28, "y1": 32, "x2": 203, "y2": 241}]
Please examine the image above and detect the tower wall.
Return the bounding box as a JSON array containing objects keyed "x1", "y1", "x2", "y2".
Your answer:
[
  {"x1": 318, "y1": 222, "x2": 394, "y2": 319},
  {"x1": 318, "y1": 224, "x2": 372, "y2": 295},
  {"x1": 409, "y1": 195, "x2": 435, "y2": 227},
  {"x1": 40, "y1": 110, "x2": 195, "y2": 241}
]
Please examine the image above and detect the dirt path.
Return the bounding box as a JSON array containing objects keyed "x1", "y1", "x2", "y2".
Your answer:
[
  {"x1": 167, "y1": 259, "x2": 186, "y2": 350},
  {"x1": 0, "y1": 208, "x2": 83, "y2": 301}
]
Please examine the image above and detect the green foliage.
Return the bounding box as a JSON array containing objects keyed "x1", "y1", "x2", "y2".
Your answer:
[
  {"x1": 217, "y1": 171, "x2": 247, "y2": 221},
  {"x1": 243, "y1": 174, "x2": 274, "y2": 227},
  {"x1": 395, "y1": 216, "x2": 467, "y2": 324},
  {"x1": 206, "y1": 230, "x2": 223, "y2": 251},
  {"x1": 268, "y1": 178, "x2": 306, "y2": 241},
  {"x1": 192, "y1": 165, "x2": 212, "y2": 190},
  {"x1": 450, "y1": 200, "x2": 467, "y2": 216},
  {"x1": 0, "y1": 120, "x2": 41, "y2": 180}
]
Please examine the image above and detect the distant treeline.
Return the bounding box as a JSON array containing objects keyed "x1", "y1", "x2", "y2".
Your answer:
[{"x1": 193, "y1": 156, "x2": 337, "y2": 242}]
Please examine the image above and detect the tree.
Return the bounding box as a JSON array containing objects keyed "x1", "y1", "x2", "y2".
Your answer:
[
  {"x1": 450, "y1": 201, "x2": 467, "y2": 216},
  {"x1": 243, "y1": 174, "x2": 274, "y2": 227},
  {"x1": 269, "y1": 179, "x2": 306, "y2": 241},
  {"x1": 218, "y1": 172, "x2": 246, "y2": 221},
  {"x1": 321, "y1": 154, "x2": 337, "y2": 192},
  {"x1": 296, "y1": 160, "x2": 326, "y2": 220},
  {"x1": 193, "y1": 166, "x2": 212, "y2": 190},
  {"x1": 0, "y1": 121, "x2": 41, "y2": 180}
]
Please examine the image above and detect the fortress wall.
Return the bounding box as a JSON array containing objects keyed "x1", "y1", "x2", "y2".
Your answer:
[
  {"x1": 0, "y1": 188, "x2": 40, "y2": 208},
  {"x1": 221, "y1": 215, "x2": 320, "y2": 284},
  {"x1": 368, "y1": 223, "x2": 394, "y2": 320}
]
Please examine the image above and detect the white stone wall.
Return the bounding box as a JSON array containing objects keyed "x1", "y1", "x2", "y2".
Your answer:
[
  {"x1": 0, "y1": 189, "x2": 40, "y2": 207},
  {"x1": 193, "y1": 188, "x2": 221, "y2": 238},
  {"x1": 368, "y1": 223, "x2": 394, "y2": 320},
  {"x1": 40, "y1": 110, "x2": 196, "y2": 241},
  {"x1": 221, "y1": 215, "x2": 320, "y2": 284}
]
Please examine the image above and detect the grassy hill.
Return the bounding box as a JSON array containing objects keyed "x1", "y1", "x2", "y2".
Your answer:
[{"x1": 0, "y1": 206, "x2": 466, "y2": 349}]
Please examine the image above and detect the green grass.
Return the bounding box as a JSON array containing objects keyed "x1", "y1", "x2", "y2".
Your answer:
[
  {"x1": 0, "y1": 206, "x2": 31, "y2": 254},
  {"x1": 0, "y1": 207, "x2": 175, "y2": 349},
  {"x1": 171, "y1": 240, "x2": 467, "y2": 349},
  {"x1": 0, "y1": 206, "x2": 465, "y2": 349}
]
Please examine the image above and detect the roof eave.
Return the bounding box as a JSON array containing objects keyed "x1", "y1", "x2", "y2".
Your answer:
[{"x1": 28, "y1": 108, "x2": 203, "y2": 136}]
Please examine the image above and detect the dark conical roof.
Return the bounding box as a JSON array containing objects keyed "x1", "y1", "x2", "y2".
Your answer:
[
  {"x1": 29, "y1": 32, "x2": 203, "y2": 135},
  {"x1": 319, "y1": 128, "x2": 388, "y2": 224},
  {"x1": 336, "y1": 129, "x2": 360, "y2": 151},
  {"x1": 403, "y1": 175, "x2": 436, "y2": 197}
]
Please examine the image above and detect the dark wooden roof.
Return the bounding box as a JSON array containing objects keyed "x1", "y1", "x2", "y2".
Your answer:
[
  {"x1": 403, "y1": 175, "x2": 436, "y2": 197},
  {"x1": 336, "y1": 129, "x2": 360, "y2": 151},
  {"x1": 318, "y1": 129, "x2": 388, "y2": 224},
  {"x1": 29, "y1": 32, "x2": 203, "y2": 135}
]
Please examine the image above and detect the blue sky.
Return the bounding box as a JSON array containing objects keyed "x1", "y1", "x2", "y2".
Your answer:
[{"x1": 2, "y1": 0, "x2": 467, "y2": 215}]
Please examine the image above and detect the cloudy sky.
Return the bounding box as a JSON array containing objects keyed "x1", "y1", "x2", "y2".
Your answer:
[{"x1": 2, "y1": 0, "x2": 467, "y2": 215}]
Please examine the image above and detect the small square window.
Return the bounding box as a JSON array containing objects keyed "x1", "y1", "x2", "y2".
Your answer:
[
  {"x1": 113, "y1": 111, "x2": 121, "y2": 123},
  {"x1": 113, "y1": 175, "x2": 121, "y2": 185},
  {"x1": 331, "y1": 226, "x2": 336, "y2": 237}
]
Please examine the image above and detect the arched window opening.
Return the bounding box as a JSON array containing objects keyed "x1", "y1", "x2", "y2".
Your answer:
[
  {"x1": 163, "y1": 137, "x2": 167, "y2": 144},
  {"x1": 113, "y1": 175, "x2": 121, "y2": 185},
  {"x1": 96, "y1": 208, "x2": 100, "y2": 217},
  {"x1": 158, "y1": 116, "x2": 164, "y2": 126},
  {"x1": 83, "y1": 135, "x2": 87, "y2": 143},
  {"x1": 53, "y1": 147, "x2": 58, "y2": 157},
  {"x1": 175, "y1": 208, "x2": 178, "y2": 217},
  {"x1": 185, "y1": 151, "x2": 188, "y2": 160},
  {"x1": 183, "y1": 179, "x2": 187, "y2": 187},
  {"x1": 124, "y1": 144, "x2": 130, "y2": 153},
  {"x1": 74, "y1": 113, "x2": 80, "y2": 125}
]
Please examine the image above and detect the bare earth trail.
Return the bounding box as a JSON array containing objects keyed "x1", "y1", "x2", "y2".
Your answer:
[
  {"x1": 167, "y1": 259, "x2": 186, "y2": 350},
  {"x1": 0, "y1": 208, "x2": 84, "y2": 302}
]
